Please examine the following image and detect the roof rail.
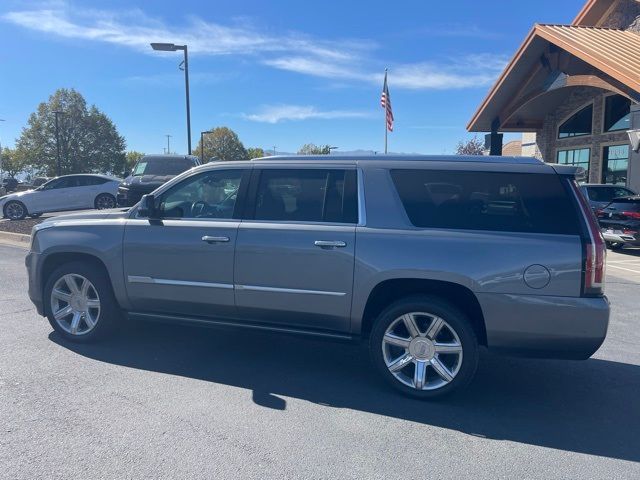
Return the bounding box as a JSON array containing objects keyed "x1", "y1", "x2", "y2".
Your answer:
[{"x1": 252, "y1": 154, "x2": 544, "y2": 165}]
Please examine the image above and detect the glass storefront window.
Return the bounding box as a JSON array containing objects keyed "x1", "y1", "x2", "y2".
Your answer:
[
  {"x1": 603, "y1": 95, "x2": 631, "y2": 132},
  {"x1": 602, "y1": 144, "x2": 629, "y2": 185},
  {"x1": 557, "y1": 148, "x2": 590, "y2": 181},
  {"x1": 558, "y1": 104, "x2": 593, "y2": 138}
]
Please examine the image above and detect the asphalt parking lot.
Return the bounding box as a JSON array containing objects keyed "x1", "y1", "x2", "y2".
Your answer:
[{"x1": 0, "y1": 243, "x2": 639, "y2": 479}]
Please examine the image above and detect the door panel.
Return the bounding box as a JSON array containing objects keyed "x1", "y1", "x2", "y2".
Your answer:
[
  {"x1": 234, "y1": 222, "x2": 355, "y2": 331},
  {"x1": 123, "y1": 219, "x2": 238, "y2": 317}
]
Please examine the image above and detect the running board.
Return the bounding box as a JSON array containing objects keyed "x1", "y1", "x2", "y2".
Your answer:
[{"x1": 127, "y1": 311, "x2": 355, "y2": 342}]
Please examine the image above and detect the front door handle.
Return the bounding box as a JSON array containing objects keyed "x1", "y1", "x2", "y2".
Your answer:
[
  {"x1": 314, "y1": 240, "x2": 346, "y2": 248},
  {"x1": 202, "y1": 235, "x2": 230, "y2": 243}
]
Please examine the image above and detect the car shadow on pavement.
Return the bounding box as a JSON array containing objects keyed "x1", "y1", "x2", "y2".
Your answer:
[{"x1": 50, "y1": 320, "x2": 639, "y2": 463}]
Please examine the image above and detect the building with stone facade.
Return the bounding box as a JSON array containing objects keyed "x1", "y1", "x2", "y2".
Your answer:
[{"x1": 468, "y1": 0, "x2": 640, "y2": 191}]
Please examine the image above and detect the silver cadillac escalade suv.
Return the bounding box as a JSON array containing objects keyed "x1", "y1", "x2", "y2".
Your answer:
[{"x1": 25, "y1": 155, "x2": 609, "y2": 398}]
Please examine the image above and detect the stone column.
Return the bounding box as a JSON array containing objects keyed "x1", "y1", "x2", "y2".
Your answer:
[{"x1": 628, "y1": 104, "x2": 640, "y2": 192}]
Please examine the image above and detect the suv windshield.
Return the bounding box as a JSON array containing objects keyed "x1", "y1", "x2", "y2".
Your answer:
[{"x1": 133, "y1": 157, "x2": 194, "y2": 176}]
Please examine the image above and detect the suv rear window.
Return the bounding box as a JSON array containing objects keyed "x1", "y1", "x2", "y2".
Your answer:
[
  {"x1": 585, "y1": 186, "x2": 634, "y2": 202},
  {"x1": 252, "y1": 169, "x2": 358, "y2": 223},
  {"x1": 391, "y1": 169, "x2": 580, "y2": 235}
]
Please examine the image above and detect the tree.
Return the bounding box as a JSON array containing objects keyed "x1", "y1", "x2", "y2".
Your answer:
[
  {"x1": 0, "y1": 147, "x2": 29, "y2": 178},
  {"x1": 16, "y1": 88, "x2": 126, "y2": 176},
  {"x1": 125, "y1": 151, "x2": 145, "y2": 175},
  {"x1": 195, "y1": 127, "x2": 247, "y2": 162},
  {"x1": 455, "y1": 136, "x2": 485, "y2": 156},
  {"x1": 246, "y1": 147, "x2": 265, "y2": 159},
  {"x1": 297, "y1": 143, "x2": 332, "y2": 155}
]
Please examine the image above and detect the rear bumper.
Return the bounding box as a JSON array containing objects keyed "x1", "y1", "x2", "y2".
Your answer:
[
  {"x1": 25, "y1": 251, "x2": 45, "y2": 316},
  {"x1": 478, "y1": 293, "x2": 609, "y2": 359},
  {"x1": 602, "y1": 230, "x2": 640, "y2": 245}
]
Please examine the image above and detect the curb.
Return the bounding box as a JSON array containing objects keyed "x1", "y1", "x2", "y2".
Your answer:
[{"x1": 0, "y1": 230, "x2": 30, "y2": 248}]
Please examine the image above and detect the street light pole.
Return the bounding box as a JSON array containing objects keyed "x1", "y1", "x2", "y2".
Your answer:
[
  {"x1": 0, "y1": 119, "x2": 5, "y2": 185},
  {"x1": 53, "y1": 111, "x2": 65, "y2": 176},
  {"x1": 151, "y1": 43, "x2": 192, "y2": 155},
  {"x1": 165, "y1": 134, "x2": 172, "y2": 154},
  {"x1": 200, "y1": 130, "x2": 213, "y2": 163},
  {"x1": 328, "y1": 146, "x2": 338, "y2": 155}
]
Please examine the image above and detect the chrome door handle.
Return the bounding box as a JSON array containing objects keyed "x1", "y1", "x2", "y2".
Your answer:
[
  {"x1": 314, "y1": 240, "x2": 346, "y2": 248},
  {"x1": 202, "y1": 235, "x2": 230, "y2": 243}
]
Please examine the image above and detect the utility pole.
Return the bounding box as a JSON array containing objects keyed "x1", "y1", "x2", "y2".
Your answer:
[
  {"x1": 165, "y1": 134, "x2": 172, "y2": 155},
  {"x1": 272, "y1": 146, "x2": 277, "y2": 156},
  {"x1": 0, "y1": 119, "x2": 4, "y2": 184},
  {"x1": 53, "y1": 111, "x2": 65, "y2": 176}
]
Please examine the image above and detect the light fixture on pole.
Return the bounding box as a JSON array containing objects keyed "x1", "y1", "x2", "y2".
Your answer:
[
  {"x1": 328, "y1": 146, "x2": 338, "y2": 155},
  {"x1": 200, "y1": 130, "x2": 213, "y2": 163},
  {"x1": 151, "y1": 42, "x2": 192, "y2": 155}
]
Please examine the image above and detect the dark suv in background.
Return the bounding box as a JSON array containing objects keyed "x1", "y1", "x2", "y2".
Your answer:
[
  {"x1": 580, "y1": 184, "x2": 636, "y2": 211},
  {"x1": 117, "y1": 154, "x2": 200, "y2": 207},
  {"x1": 596, "y1": 195, "x2": 640, "y2": 249}
]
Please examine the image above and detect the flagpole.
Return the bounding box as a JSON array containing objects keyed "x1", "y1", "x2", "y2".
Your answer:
[{"x1": 384, "y1": 68, "x2": 388, "y2": 154}]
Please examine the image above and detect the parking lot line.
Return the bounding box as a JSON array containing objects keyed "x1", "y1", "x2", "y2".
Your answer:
[{"x1": 607, "y1": 264, "x2": 640, "y2": 274}]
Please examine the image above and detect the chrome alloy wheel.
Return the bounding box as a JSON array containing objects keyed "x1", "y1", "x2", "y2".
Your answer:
[
  {"x1": 50, "y1": 274, "x2": 101, "y2": 335},
  {"x1": 382, "y1": 312, "x2": 463, "y2": 391},
  {"x1": 5, "y1": 202, "x2": 25, "y2": 220}
]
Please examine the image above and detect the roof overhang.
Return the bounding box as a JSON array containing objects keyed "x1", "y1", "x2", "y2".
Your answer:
[
  {"x1": 573, "y1": 0, "x2": 618, "y2": 26},
  {"x1": 468, "y1": 24, "x2": 640, "y2": 132}
]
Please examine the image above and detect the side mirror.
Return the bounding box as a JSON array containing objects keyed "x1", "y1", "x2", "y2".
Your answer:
[{"x1": 138, "y1": 194, "x2": 157, "y2": 218}]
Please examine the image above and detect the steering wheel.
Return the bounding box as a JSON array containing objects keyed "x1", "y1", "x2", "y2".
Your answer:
[{"x1": 191, "y1": 200, "x2": 210, "y2": 218}]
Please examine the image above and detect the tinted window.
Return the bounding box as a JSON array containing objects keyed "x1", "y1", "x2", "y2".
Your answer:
[
  {"x1": 253, "y1": 169, "x2": 357, "y2": 223},
  {"x1": 558, "y1": 104, "x2": 592, "y2": 138},
  {"x1": 604, "y1": 94, "x2": 631, "y2": 132},
  {"x1": 391, "y1": 170, "x2": 580, "y2": 235},
  {"x1": 133, "y1": 157, "x2": 195, "y2": 176},
  {"x1": 586, "y1": 186, "x2": 634, "y2": 202},
  {"x1": 76, "y1": 176, "x2": 108, "y2": 186},
  {"x1": 42, "y1": 177, "x2": 77, "y2": 189},
  {"x1": 159, "y1": 170, "x2": 243, "y2": 219}
]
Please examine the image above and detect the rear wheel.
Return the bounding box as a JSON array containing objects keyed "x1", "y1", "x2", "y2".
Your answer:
[
  {"x1": 370, "y1": 295, "x2": 479, "y2": 398},
  {"x1": 44, "y1": 261, "x2": 120, "y2": 342},
  {"x1": 95, "y1": 193, "x2": 116, "y2": 210},
  {"x1": 3, "y1": 201, "x2": 27, "y2": 220}
]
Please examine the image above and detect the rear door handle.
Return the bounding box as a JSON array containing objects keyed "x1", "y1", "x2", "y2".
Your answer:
[
  {"x1": 202, "y1": 235, "x2": 230, "y2": 243},
  {"x1": 314, "y1": 240, "x2": 346, "y2": 248}
]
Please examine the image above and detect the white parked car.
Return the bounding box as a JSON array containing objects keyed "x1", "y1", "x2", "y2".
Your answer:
[{"x1": 0, "y1": 174, "x2": 121, "y2": 220}]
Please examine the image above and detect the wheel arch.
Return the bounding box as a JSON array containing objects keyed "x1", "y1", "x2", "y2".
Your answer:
[{"x1": 359, "y1": 278, "x2": 487, "y2": 346}]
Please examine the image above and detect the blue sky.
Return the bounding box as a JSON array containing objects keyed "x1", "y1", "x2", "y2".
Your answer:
[{"x1": 0, "y1": 0, "x2": 583, "y2": 155}]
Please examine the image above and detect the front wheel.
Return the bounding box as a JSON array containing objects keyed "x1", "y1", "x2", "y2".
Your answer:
[
  {"x1": 44, "y1": 261, "x2": 121, "y2": 342},
  {"x1": 95, "y1": 193, "x2": 116, "y2": 210},
  {"x1": 369, "y1": 295, "x2": 479, "y2": 399},
  {"x1": 3, "y1": 200, "x2": 27, "y2": 220}
]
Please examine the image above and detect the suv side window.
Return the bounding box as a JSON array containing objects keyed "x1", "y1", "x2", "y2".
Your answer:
[
  {"x1": 251, "y1": 169, "x2": 357, "y2": 223},
  {"x1": 391, "y1": 169, "x2": 580, "y2": 235},
  {"x1": 158, "y1": 169, "x2": 243, "y2": 220}
]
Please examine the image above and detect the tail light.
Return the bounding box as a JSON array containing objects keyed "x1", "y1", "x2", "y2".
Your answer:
[
  {"x1": 569, "y1": 180, "x2": 606, "y2": 296},
  {"x1": 621, "y1": 211, "x2": 640, "y2": 219}
]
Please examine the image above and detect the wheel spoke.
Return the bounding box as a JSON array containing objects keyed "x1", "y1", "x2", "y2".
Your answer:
[
  {"x1": 402, "y1": 314, "x2": 421, "y2": 338},
  {"x1": 80, "y1": 278, "x2": 90, "y2": 297},
  {"x1": 414, "y1": 360, "x2": 427, "y2": 390},
  {"x1": 434, "y1": 342, "x2": 462, "y2": 354},
  {"x1": 64, "y1": 275, "x2": 81, "y2": 295},
  {"x1": 383, "y1": 333, "x2": 411, "y2": 349},
  {"x1": 86, "y1": 299, "x2": 100, "y2": 308},
  {"x1": 70, "y1": 312, "x2": 81, "y2": 334},
  {"x1": 54, "y1": 305, "x2": 73, "y2": 320},
  {"x1": 387, "y1": 353, "x2": 413, "y2": 372},
  {"x1": 430, "y1": 357, "x2": 454, "y2": 382},
  {"x1": 425, "y1": 317, "x2": 444, "y2": 340},
  {"x1": 83, "y1": 313, "x2": 95, "y2": 329},
  {"x1": 52, "y1": 289, "x2": 72, "y2": 302}
]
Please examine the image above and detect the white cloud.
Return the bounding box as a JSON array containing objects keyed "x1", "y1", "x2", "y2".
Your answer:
[
  {"x1": 2, "y1": 2, "x2": 507, "y2": 91},
  {"x1": 242, "y1": 105, "x2": 373, "y2": 124}
]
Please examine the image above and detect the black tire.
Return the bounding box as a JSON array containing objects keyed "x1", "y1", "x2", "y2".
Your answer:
[
  {"x1": 44, "y1": 261, "x2": 121, "y2": 342},
  {"x1": 3, "y1": 200, "x2": 28, "y2": 220},
  {"x1": 29, "y1": 213, "x2": 42, "y2": 219},
  {"x1": 94, "y1": 193, "x2": 116, "y2": 210},
  {"x1": 369, "y1": 295, "x2": 479, "y2": 399}
]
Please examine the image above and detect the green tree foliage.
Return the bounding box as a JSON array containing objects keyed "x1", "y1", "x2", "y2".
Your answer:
[
  {"x1": 0, "y1": 147, "x2": 29, "y2": 178},
  {"x1": 297, "y1": 143, "x2": 332, "y2": 155},
  {"x1": 16, "y1": 88, "x2": 126, "y2": 176},
  {"x1": 125, "y1": 151, "x2": 145, "y2": 175},
  {"x1": 246, "y1": 147, "x2": 265, "y2": 159},
  {"x1": 195, "y1": 127, "x2": 247, "y2": 162},
  {"x1": 455, "y1": 136, "x2": 485, "y2": 156}
]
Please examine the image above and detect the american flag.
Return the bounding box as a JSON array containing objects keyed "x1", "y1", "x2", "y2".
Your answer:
[{"x1": 380, "y1": 70, "x2": 394, "y2": 132}]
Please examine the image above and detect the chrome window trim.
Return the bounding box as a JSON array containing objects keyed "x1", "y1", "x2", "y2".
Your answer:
[
  {"x1": 235, "y1": 284, "x2": 346, "y2": 297},
  {"x1": 128, "y1": 276, "x2": 234, "y2": 290}
]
